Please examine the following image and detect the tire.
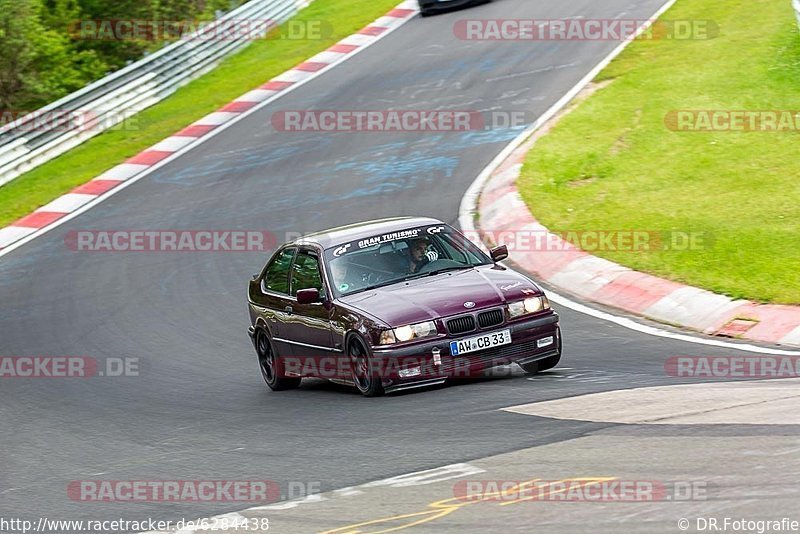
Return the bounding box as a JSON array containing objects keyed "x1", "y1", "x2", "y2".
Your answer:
[
  {"x1": 348, "y1": 336, "x2": 385, "y2": 397},
  {"x1": 256, "y1": 329, "x2": 300, "y2": 391},
  {"x1": 519, "y1": 353, "x2": 561, "y2": 375}
]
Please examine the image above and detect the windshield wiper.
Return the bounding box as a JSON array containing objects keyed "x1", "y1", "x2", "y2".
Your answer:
[
  {"x1": 425, "y1": 265, "x2": 473, "y2": 276},
  {"x1": 403, "y1": 265, "x2": 472, "y2": 282}
]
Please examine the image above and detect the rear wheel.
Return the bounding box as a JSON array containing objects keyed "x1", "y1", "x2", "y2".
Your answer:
[
  {"x1": 519, "y1": 353, "x2": 561, "y2": 375},
  {"x1": 349, "y1": 337, "x2": 385, "y2": 397},
  {"x1": 256, "y1": 329, "x2": 300, "y2": 391}
]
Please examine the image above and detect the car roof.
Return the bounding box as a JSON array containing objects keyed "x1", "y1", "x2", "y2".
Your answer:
[{"x1": 292, "y1": 216, "x2": 445, "y2": 250}]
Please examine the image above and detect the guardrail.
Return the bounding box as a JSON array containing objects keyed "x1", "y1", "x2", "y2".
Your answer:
[
  {"x1": 0, "y1": 0, "x2": 310, "y2": 188},
  {"x1": 795, "y1": 0, "x2": 800, "y2": 29}
]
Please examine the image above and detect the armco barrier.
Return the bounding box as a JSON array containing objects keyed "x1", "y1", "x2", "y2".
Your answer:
[{"x1": 0, "y1": 0, "x2": 310, "y2": 187}]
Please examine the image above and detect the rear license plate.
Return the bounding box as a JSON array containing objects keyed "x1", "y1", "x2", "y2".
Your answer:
[{"x1": 450, "y1": 329, "x2": 511, "y2": 356}]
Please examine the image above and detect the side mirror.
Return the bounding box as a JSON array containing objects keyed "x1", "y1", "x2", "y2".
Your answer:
[
  {"x1": 296, "y1": 288, "x2": 322, "y2": 305},
  {"x1": 490, "y1": 245, "x2": 509, "y2": 262}
]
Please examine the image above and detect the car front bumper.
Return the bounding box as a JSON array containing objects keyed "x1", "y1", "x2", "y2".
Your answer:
[{"x1": 372, "y1": 311, "x2": 561, "y2": 392}]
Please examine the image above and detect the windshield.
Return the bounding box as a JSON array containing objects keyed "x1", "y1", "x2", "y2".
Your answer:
[{"x1": 324, "y1": 224, "x2": 492, "y2": 297}]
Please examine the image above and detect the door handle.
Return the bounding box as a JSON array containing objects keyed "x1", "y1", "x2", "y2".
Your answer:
[{"x1": 284, "y1": 305, "x2": 293, "y2": 315}]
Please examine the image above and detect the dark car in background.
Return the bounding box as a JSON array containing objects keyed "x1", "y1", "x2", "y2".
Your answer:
[
  {"x1": 418, "y1": 0, "x2": 491, "y2": 17},
  {"x1": 248, "y1": 217, "x2": 561, "y2": 396}
]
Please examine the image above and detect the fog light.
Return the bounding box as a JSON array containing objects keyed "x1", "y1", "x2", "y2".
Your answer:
[
  {"x1": 537, "y1": 336, "x2": 554, "y2": 348},
  {"x1": 399, "y1": 366, "x2": 422, "y2": 378}
]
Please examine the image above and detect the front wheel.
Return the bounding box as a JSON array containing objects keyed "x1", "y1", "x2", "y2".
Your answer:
[
  {"x1": 256, "y1": 329, "x2": 300, "y2": 391},
  {"x1": 518, "y1": 353, "x2": 561, "y2": 375},
  {"x1": 349, "y1": 337, "x2": 385, "y2": 397}
]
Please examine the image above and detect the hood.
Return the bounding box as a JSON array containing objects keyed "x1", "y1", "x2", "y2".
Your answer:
[{"x1": 339, "y1": 265, "x2": 542, "y2": 327}]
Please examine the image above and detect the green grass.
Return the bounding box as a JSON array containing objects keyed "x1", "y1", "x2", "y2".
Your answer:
[
  {"x1": 0, "y1": 0, "x2": 400, "y2": 228},
  {"x1": 517, "y1": 0, "x2": 800, "y2": 304}
]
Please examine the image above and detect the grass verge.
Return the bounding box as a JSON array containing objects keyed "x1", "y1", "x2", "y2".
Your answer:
[
  {"x1": 0, "y1": 0, "x2": 400, "y2": 228},
  {"x1": 517, "y1": 0, "x2": 800, "y2": 304}
]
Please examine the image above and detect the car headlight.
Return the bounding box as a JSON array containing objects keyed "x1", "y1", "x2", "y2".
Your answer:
[
  {"x1": 379, "y1": 320, "x2": 438, "y2": 344},
  {"x1": 508, "y1": 296, "x2": 550, "y2": 318}
]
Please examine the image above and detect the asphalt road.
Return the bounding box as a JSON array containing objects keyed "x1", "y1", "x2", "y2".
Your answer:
[{"x1": 1, "y1": 0, "x2": 791, "y2": 531}]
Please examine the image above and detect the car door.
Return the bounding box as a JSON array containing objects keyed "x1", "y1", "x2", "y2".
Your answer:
[
  {"x1": 252, "y1": 246, "x2": 296, "y2": 355},
  {"x1": 286, "y1": 248, "x2": 337, "y2": 377}
]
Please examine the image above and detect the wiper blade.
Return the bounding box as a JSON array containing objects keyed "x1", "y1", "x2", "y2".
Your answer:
[
  {"x1": 403, "y1": 266, "x2": 472, "y2": 282},
  {"x1": 424, "y1": 266, "x2": 472, "y2": 276}
]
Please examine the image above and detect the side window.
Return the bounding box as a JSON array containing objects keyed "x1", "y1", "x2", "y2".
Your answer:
[
  {"x1": 291, "y1": 251, "x2": 325, "y2": 298},
  {"x1": 262, "y1": 248, "x2": 296, "y2": 294}
]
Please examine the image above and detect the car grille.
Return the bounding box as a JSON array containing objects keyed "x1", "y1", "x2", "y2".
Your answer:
[
  {"x1": 477, "y1": 309, "x2": 504, "y2": 329},
  {"x1": 446, "y1": 315, "x2": 476, "y2": 335}
]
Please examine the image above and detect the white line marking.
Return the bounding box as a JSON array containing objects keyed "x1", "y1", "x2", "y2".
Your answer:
[
  {"x1": 249, "y1": 493, "x2": 327, "y2": 511},
  {"x1": 246, "y1": 462, "x2": 484, "y2": 513}
]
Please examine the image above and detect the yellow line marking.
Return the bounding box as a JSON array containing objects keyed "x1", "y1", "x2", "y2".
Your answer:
[{"x1": 320, "y1": 476, "x2": 619, "y2": 533}]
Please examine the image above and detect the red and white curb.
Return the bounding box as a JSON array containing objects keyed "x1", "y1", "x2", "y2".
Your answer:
[
  {"x1": 476, "y1": 140, "x2": 800, "y2": 348},
  {"x1": 0, "y1": 1, "x2": 419, "y2": 255},
  {"x1": 457, "y1": 0, "x2": 800, "y2": 350}
]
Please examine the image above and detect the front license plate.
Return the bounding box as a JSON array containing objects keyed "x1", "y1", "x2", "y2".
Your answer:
[{"x1": 450, "y1": 329, "x2": 511, "y2": 356}]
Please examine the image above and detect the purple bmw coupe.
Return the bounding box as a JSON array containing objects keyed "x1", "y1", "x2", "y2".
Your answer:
[{"x1": 248, "y1": 217, "x2": 561, "y2": 396}]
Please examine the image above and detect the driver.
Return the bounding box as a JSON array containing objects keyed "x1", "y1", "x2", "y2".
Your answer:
[
  {"x1": 329, "y1": 259, "x2": 364, "y2": 293},
  {"x1": 407, "y1": 238, "x2": 435, "y2": 273}
]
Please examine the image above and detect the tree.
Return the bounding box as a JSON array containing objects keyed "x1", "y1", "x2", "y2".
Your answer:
[
  {"x1": 0, "y1": 0, "x2": 241, "y2": 111},
  {"x1": 0, "y1": 0, "x2": 105, "y2": 110}
]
